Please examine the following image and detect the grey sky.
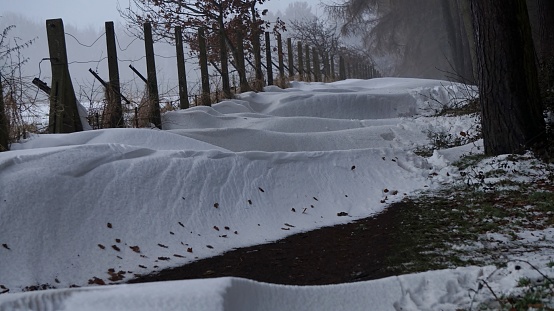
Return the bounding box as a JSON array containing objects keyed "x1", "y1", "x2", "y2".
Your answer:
[{"x1": 3, "y1": 0, "x2": 322, "y2": 30}]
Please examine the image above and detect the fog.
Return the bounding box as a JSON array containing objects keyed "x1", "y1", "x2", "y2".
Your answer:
[
  {"x1": 1, "y1": 13, "x2": 203, "y2": 106},
  {"x1": 1, "y1": 1, "x2": 322, "y2": 106}
]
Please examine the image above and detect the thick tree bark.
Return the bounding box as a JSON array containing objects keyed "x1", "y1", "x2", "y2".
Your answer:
[
  {"x1": 536, "y1": 0, "x2": 554, "y2": 103},
  {"x1": 470, "y1": 0, "x2": 545, "y2": 155},
  {"x1": 537, "y1": 0, "x2": 554, "y2": 62}
]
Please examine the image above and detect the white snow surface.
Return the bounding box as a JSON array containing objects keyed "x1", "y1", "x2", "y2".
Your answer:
[{"x1": 1, "y1": 78, "x2": 548, "y2": 310}]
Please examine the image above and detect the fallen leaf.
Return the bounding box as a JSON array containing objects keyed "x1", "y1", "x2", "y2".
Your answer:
[
  {"x1": 88, "y1": 277, "x2": 105, "y2": 285},
  {"x1": 130, "y1": 246, "x2": 140, "y2": 253}
]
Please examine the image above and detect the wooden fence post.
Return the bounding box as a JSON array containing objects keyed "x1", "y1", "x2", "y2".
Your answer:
[
  {"x1": 297, "y1": 41, "x2": 304, "y2": 81},
  {"x1": 0, "y1": 75, "x2": 8, "y2": 151},
  {"x1": 143, "y1": 22, "x2": 162, "y2": 128},
  {"x1": 323, "y1": 52, "x2": 330, "y2": 82},
  {"x1": 287, "y1": 38, "x2": 294, "y2": 79},
  {"x1": 330, "y1": 54, "x2": 335, "y2": 81},
  {"x1": 277, "y1": 33, "x2": 284, "y2": 85},
  {"x1": 46, "y1": 18, "x2": 83, "y2": 133},
  {"x1": 219, "y1": 27, "x2": 232, "y2": 99},
  {"x1": 175, "y1": 26, "x2": 190, "y2": 109},
  {"x1": 305, "y1": 44, "x2": 311, "y2": 82},
  {"x1": 253, "y1": 31, "x2": 264, "y2": 90},
  {"x1": 105, "y1": 21, "x2": 124, "y2": 128},
  {"x1": 313, "y1": 47, "x2": 321, "y2": 82},
  {"x1": 198, "y1": 27, "x2": 211, "y2": 106},
  {"x1": 339, "y1": 55, "x2": 346, "y2": 80},
  {"x1": 235, "y1": 29, "x2": 250, "y2": 92},
  {"x1": 265, "y1": 32, "x2": 273, "y2": 86}
]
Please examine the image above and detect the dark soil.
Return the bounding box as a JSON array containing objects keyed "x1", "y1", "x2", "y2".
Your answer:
[{"x1": 129, "y1": 202, "x2": 411, "y2": 286}]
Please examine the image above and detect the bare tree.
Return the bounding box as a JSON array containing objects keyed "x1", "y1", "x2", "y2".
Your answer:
[
  {"x1": 119, "y1": 0, "x2": 285, "y2": 96},
  {"x1": 0, "y1": 22, "x2": 35, "y2": 151},
  {"x1": 288, "y1": 18, "x2": 340, "y2": 61}
]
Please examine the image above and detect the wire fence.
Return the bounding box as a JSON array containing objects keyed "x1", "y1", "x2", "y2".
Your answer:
[{"x1": 5, "y1": 18, "x2": 381, "y2": 141}]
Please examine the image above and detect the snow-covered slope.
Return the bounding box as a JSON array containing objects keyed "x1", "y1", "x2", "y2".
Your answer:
[{"x1": 1, "y1": 78, "x2": 500, "y2": 309}]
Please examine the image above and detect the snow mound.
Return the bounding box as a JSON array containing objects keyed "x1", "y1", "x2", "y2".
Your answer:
[
  {"x1": 0, "y1": 266, "x2": 497, "y2": 311},
  {"x1": 0, "y1": 78, "x2": 480, "y2": 293}
]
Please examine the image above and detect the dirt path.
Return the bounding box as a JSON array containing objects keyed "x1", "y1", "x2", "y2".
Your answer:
[{"x1": 129, "y1": 202, "x2": 409, "y2": 286}]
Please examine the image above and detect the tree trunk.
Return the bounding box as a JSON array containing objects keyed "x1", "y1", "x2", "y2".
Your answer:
[
  {"x1": 537, "y1": 0, "x2": 554, "y2": 62},
  {"x1": 537, "y1": 0, "x2": 554, "y2": 107},
  {"x1": 470, "y1": 0, "x2": 545, "y2": 155}
]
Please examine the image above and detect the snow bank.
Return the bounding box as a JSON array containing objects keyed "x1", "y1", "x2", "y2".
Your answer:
[
  {"x1": 0, "y1": 78, "x2": 479, "y2": 294},
  {"x1": 0, "y1": 266, "x2": 498, "y2": 311}
]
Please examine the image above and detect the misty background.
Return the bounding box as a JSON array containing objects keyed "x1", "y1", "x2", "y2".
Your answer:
[
  {"x1": 1, "y1": 0, "x2": 328, "y2": 106},
  {"x1": 1, "y1": 0, "x2": 493, "y2": 110}
]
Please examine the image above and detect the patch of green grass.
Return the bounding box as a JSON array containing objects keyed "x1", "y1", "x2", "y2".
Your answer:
[
  {"x1": 453, "y1": 154, "x2": 489, "y2": 170},
  {"x1": 477, "y1": 278, "x2": 554, "y2": 310},
  {"x1": 382, "y1": 181, "x2": 554, "y2": 276},
  {"x1": 517, "y1": 277, "x2": 532, "y2": 287}
]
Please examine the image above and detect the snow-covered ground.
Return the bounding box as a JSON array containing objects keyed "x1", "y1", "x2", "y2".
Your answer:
[{"x1": 0, "y1": 78, "x2": 551, "y2": 310}]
